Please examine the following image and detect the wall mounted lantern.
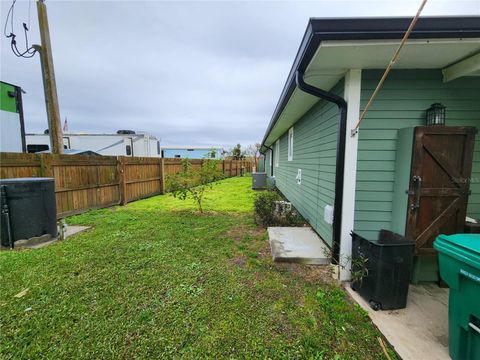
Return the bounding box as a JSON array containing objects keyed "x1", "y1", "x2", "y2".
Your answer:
[{"x1": 426, "y1": 103, "x2": 446, "y2": 126}]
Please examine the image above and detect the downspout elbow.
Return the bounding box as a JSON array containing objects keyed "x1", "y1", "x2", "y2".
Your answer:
[{"x1": 295, "y1": 70, "x2": 347, "y2": 110}]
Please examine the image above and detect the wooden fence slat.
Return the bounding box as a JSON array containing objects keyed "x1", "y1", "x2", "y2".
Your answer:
[{"x1": 1, "y1": 153, "x2": 253, "y2": 218}]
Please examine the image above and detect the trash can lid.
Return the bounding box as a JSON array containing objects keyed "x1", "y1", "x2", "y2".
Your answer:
[
  {"x1": 436, "y1": 234, "x2": 480, "y2": 255},
  {"x1": 0, "y1": 177, "x2": 54, "y2": 184}
]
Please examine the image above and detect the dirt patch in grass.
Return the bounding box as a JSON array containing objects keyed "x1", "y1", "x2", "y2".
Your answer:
[
  {"x1": 223, "y1": 223, "x2": 265, "y2": 242},
  {"x1": 292, "y1": 263, "x2": 333, "y2": 284},
  {"x1": 274, "y1": 262, "x2": 334, "y2": 284},
  {"x1": 230, "y1": 255, "x2": 247, "y2": 267},
  {"x1": 257, "y1": 240, "x2": 272, "y2": 261}
]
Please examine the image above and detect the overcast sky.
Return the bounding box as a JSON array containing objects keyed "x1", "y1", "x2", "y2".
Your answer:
[{"x1": 1, "y1": 0, "x2": 479, "y2": 148}]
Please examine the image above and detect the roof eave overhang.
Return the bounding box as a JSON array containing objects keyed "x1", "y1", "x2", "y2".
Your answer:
[{"x1": 260, "y1": 16, "x2": 480, "y2": 153}]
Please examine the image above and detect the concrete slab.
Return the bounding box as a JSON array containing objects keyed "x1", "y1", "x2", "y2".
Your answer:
[
  {"x1": 268, "y1": 227, "x2": 330, "y2": 265},
  {"x1": 13, "y1": 234, "x2": 55, "y2": 249},
  {"x1": 29, "y1": 225, "x2": 90, "y2": 248},
  {"x1": 64, "y1": 225, "x2": 91, "y2": 239},
  {"x1": 1, "y1": 225, "x2": 91, "y2": 250},
  {"x1": 346, "y1": 283, "x2": 449, "y2": 360}
]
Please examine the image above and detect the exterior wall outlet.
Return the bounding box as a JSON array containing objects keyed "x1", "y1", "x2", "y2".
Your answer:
[{"x1": 324, "y1": 205, "x2": 334, "y2": 225}]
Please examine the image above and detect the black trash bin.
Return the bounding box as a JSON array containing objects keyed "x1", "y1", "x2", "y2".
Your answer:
[
  {"x1": 0, "y1": 177, "x2": 57, "y2": 248},
  {"x1": 351, "y1": 230, "x2": 415, "y2": 310}
]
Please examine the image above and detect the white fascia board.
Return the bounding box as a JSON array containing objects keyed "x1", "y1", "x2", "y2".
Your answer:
[
  {"x1": 339, "y1": 69, "x2": 362, "y2": 282},
  {"x1": 442, "y1": 53, "x2": 480, "y2": 82}
]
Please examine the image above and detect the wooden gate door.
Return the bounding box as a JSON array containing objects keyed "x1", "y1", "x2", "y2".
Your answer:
[{"x1": 406, "y1": 126, "x2": 476, "y2": 254}]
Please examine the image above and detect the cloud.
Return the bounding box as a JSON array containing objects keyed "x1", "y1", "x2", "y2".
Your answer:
[{"x1": 1, "y1": 0, "x2": 478, "y2": 147}]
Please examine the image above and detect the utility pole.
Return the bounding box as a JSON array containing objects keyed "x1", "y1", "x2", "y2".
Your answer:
[{"x1": 34, "y1": 0, "x2": 63, "y2": 154}]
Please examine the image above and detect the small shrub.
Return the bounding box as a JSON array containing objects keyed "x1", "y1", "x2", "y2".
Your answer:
[
  {"x1": 166, "y1": 155, "x2": 224, "y2": 212},
  {"x1": 254, "y1": 191, "x2": 305, "y2": 227},
  {"x1": 322, "y1": 247, "x2": 369, "y2": 285},
  {"x1": 254, "y1": 191, "x2": 281, "y2": 226}
]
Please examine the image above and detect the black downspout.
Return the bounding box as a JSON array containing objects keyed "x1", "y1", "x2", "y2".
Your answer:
[
  {"x1": 263, "y1": 145, "x2": 274, "y2": 177},
  {"x1": 295, "y1": 70, "x2": 347, "y2": 263}
]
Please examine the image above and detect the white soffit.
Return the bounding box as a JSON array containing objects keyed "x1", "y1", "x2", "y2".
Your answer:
[
  {"x1": 266, "y1": 89, "x2": 317, "y2": 145},
  {"x1": 265, "y1": 38, "x2": 480, "y2": 147},
  {"x1": 308, "y1": 38, "x2": 480, "y2": 71}
]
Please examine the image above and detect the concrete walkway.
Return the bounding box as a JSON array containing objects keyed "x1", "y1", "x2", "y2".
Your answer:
[
  {"x1": 346, "y1": 283, "x2": 449, "y2": 360},
  {"x1": 268, "y1": 227, "x2": 330, "y2": 264}
]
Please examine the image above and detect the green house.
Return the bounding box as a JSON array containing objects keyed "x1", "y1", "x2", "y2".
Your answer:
[{"x1": 260, "y1": 17, "x2": 480, "y2": 282}]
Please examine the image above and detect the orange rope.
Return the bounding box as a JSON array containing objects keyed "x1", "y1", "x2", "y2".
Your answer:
[{"x1": 351, "y1": 0, "x2": 428, "y2": 136}]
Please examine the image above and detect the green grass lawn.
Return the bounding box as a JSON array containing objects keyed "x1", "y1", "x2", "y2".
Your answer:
[{"x1": 0, "y1": 176, "x2": 394, "y2": 359}]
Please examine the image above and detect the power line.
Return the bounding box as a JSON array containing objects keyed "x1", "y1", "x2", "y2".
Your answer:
[
  {"x1": 3, "y1": 0, "x2": 15, "y2": 37},
  {"x1": 4, "y1": 0, "x2": 37, "y2": 58}
]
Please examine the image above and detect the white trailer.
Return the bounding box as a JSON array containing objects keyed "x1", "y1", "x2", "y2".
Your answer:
[
  {"x1": 0, "y1": 81, "x2": 26, "y2": 153},
  {"x1": 26, "y1": 131, "x2": 161, "y2": 157}
]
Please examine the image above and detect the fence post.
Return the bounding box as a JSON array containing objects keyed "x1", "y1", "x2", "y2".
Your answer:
[
  {"x1": 117, "y1": 156, "x2": 127, "y2": 205},
  {"x1": 222, "y1": 160, "x2": 225, "y2": 175},
  {"x1": 39, "y1": 153, "x2": 54, "y2": 177},
  {"x1": 160, "y1": 158, "x2": 165, "y2": 194}
]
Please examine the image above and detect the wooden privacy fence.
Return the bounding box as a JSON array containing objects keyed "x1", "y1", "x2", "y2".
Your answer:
[{"x1": 0, "y1": 153, "x2": 253, "y2": 218}]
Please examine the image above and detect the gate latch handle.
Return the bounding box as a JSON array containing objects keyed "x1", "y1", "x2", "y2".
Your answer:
[{"x1": 410, "y1": 175, "x2": 422, "y2": 210}]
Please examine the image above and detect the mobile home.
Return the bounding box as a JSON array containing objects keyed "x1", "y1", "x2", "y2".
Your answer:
[
  {"x1": 26, "y1": 131, "x2": 161, "y2": 157},
  {"x1": 260, "y1": 17, "x2": 480, "y2": 281},
  {"x1": 0, "y1": 81, "x2": 26, "y2": 153}
]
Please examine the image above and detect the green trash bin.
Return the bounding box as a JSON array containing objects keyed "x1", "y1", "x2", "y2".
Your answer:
[{"x1": 434, "y1": 234, "x2": 480, "y2": 360}]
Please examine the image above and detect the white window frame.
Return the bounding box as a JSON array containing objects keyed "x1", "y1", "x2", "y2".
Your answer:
[
  {"x1": 274, "y1": 139, "x2": 280, "y2": 167},
  {"x1": 288, "y1": 127, "x2": 294, "y2": 161}
]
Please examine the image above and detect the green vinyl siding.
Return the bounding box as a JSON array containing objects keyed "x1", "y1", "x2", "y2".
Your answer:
[
  {"x1": 272, "y1": 81, "x2": 343, "y2": 245},
  {"x1": 355, "y1": 69, "x2": 480, "y2": 239},
  {"x1": 0, "y1": 82, "x2": 17, "y2": 113}
]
